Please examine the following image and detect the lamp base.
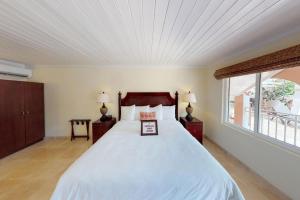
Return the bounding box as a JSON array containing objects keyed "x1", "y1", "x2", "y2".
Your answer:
[
  {"x1": 100, "y1": 103, "x2": 108, "y2": 115},
  {"x1": 100, "y1": 103, "x2": 109, "y2": 122},
  {"x1": 186, "y1": 114, "x2": 193, "y2": 121},
  {"x1": 186, "y1": 103, "x2": 193, "y2": 121},
  {"x1": 100, "y1": 115, "x2": 108, "y2": 122},
  {"x1": 100, "y1": 115, "x2": 112, "y2": 122}
]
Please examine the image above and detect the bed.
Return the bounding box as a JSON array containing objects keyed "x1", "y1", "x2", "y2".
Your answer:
[{"x1": 51, "y1": 92, "x2": 244, "y2": 200}]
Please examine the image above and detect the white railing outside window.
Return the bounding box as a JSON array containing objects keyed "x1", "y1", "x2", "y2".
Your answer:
[
  {"x1": 224, "y1": 71, "x2": 300, "y2": 152},
  {"x1": 244, "y1": 108, "x2": 300, "y2": 147}
]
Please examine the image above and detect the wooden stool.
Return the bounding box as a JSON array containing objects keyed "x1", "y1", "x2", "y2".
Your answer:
[{"x1": 70, "y1": 119, "x2": 91, "y2": 141}]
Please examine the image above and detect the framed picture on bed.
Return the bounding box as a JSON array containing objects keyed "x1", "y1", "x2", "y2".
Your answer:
[{"x1": 141, "y1": 120, "x2": 158, "y2": 136}]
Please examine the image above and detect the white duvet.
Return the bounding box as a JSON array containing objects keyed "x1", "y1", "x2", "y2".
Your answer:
[{"x1": 51, "y1": 120, "x2": 244, "y2": 200}]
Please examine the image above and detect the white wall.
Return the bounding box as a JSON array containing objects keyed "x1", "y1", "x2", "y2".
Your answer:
[
  {"x1": 204, "y1": 67, "x2": 300, "y2": 199},
  {"x1": 30, "y1": 66, "x2": 206, "y2": 137}
]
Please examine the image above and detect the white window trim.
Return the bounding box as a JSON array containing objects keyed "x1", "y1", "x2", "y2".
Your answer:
[
  {"x1": 253, "y1": 73, "x2": 261, "y2": 133},
  {"x1": 222, "y1": 78, "x2": 300, "y2": 156},
  {"x1": 221, "y1": 79, "x2": 229, "y2": 123}
]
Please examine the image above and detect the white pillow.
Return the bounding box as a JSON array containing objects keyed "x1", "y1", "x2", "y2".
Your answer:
[
  {"x1": 135, "y1": 105, "x2": 150, "y2": 120},
  {"x1": 162, "y1": 105, "x2": 176, "y2": 120},
  {"x1": 149, "y1": 104, "x2": 163, "y2": 120},
  {"x1": 121, "y1": 105, "x2": 135, "y2": 121}
]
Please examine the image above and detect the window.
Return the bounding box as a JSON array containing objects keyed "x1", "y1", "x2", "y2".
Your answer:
[
  {"x1": 225, "y1": 67, "x2": 300, "y2": 148},
  {"x1": 228, "y1": 74, "x2": 256, "y2": 131}
]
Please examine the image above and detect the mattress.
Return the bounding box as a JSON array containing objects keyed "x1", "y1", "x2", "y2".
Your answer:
[{"x1": 51, "y1": 120, "x2": 244, "y2": 200}]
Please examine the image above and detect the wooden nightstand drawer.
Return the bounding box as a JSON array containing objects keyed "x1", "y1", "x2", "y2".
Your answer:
[
  {"x1": 92, "y1": 125, "x2": 109, "y2": 139},
  {"x1": 180, "y1": 117, "x2": 203, "y2": 144},
  {"x1": 187, "y1": 124, "x2": 202, "y2": 138},
  {"x1": 92, "y1": 118, "x2": 116, "y2": 144}
]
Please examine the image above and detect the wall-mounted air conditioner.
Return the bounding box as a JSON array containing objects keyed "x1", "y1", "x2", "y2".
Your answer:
[{"x1": 0, "y1": 60, "x2": 32, "y2": 78}]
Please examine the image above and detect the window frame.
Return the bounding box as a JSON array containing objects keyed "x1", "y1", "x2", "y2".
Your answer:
[{"x1": 222, "y1": 75, "x2": 300, "y2": 155}]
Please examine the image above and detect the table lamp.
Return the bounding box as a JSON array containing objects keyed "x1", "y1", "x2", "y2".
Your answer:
[
  {"x1": 97, "y1": 92, "x2": 110, "y2": 121},
  {"x1": 186, "y1": 91, "x2": 197, "y2": 121}
]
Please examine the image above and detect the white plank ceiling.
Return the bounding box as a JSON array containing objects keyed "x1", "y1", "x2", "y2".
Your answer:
[{"x1": 0, "y1": 0, "x2": 300, "y2": 67}]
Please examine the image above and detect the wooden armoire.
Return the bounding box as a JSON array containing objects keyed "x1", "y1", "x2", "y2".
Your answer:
[{"x1": 0, "y1": 79, "x2": 45, "y2": 158}]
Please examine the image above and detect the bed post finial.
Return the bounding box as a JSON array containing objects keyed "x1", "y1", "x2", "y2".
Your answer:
[
  {"x1": 118, "y1": 91, "x2": 122, "y2": 121},
  {"x1": 175, "y1": 91, "x2": 179, "y2": 120}
]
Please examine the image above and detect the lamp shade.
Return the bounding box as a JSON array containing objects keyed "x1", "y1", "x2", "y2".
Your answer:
[
  {"x1": 97, "y1": 92, "x2": 110, "y2": 103},
  {"x1": 187, "y1": 92, "x2": 197, "y2": 103}
]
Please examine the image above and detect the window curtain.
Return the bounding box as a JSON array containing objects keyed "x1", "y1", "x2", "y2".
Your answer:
[{"x1": 214, "y1": 44, "x2": 300, "y2": 79}]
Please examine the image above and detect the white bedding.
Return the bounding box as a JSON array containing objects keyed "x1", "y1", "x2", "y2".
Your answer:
[{"x1": 51, "y1": 120, "x2": 244, "y2": 200}]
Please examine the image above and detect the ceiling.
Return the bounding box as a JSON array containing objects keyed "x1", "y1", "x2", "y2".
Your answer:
[{"x1": 0, "y1": 0, "x2": 300, "y2": 67}]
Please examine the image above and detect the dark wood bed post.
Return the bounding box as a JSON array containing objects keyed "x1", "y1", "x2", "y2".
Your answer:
[
  {"x1": 175, "y1": 91, "x2": 178, "y2": 120},
  {"x1": 118, "y1": 91, "x2": 122, "y2": 121}
]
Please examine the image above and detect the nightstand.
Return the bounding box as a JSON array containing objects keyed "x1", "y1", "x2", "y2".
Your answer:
[
  {"x1": 180, "y1": 117, "x2": 203, "y2": 144},
  {"x1": 92, "y1": 118, "x2": 116, "y2": 144}
]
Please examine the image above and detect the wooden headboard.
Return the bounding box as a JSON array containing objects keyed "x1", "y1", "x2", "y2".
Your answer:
[{"x1": 118, "y1": 92, "x2": 178, "y2": 120}]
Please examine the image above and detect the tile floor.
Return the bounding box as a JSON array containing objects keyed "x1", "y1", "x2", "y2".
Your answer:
[{"x1": 0, "y1": 138, "x2": 290, "y2": 200}]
